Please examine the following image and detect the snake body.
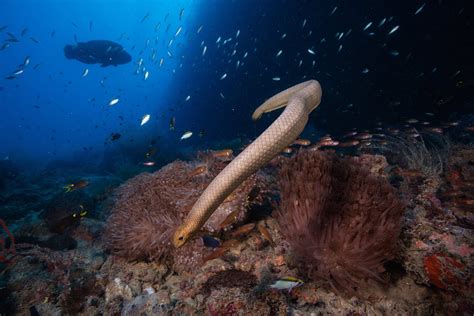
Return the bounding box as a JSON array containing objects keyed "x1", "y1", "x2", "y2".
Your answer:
[{"x1": 172, "y1": 80, "x2": 322, "y2": 247}]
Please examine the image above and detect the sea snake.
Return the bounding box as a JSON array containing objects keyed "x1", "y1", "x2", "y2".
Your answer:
[{"x1": 172, "y1": 80, "x2": 322, "y2": 247}]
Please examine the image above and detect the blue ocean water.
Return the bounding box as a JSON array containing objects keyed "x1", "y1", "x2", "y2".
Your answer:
[
  {"x1": 0, "y1": 1, "x2": 473, "y2": 314},
  {"x1": 1, "y1": 0, "x2": 472, "y2": 168}
]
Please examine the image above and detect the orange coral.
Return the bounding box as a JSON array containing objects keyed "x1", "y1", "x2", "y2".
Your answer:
[{"x1": 276, "y1": 151, "x2": 405, "y2": 296}]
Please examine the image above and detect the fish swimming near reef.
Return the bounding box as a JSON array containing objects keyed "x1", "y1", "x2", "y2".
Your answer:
[
  {"x1": 64, "y1": 179, "x2": 89, "y2": 192},
  {"x1": 64, "y1": 40, "x2": 131, "y2": 67}
]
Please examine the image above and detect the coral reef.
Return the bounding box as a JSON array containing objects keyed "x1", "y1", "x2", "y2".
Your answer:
[
  {"x1": 393, "y1": 143, "x2": 473, "y2": 313},
  {"x1": 275, "y1": 150, "x2": 405, "y2": 296},
  {"x1": 438, "y1": 146, "x2": 474, "y2": 217},
  {"x1": 1, "y1": 145, "x2": 472, "y2": 315}
]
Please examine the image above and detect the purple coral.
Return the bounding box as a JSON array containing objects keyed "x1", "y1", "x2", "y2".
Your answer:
[{"x1": 276, "y1": 151, "x2": 405, "y2": 295}]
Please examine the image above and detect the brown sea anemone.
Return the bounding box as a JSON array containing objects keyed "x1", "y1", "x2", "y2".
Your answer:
[
  {"x1": 275, "y1": 150, "x2": 405, "y2": 296},
  {"x1": 105, "y1": 154, "x2": 267, "y2": 263},
  {"x1": 104, "y1": 170, "x2": 182, "y2": 262}
]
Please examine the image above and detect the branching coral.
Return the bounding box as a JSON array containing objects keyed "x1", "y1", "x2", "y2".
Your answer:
[{"x1": 275, "y1": 151, "x2": 405, "y2": 296}]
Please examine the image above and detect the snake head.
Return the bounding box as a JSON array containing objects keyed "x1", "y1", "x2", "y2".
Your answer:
[{"x1": 172, "y1": 226, "x2": 191, "y2": 248}]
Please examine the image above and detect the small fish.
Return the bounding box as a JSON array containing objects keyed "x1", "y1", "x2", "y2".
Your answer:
[
  {"x1": 388, "y1": 25, "x2": 399, "y2": 35},
  {"x1": 202, "y1": 242, "x2": 235, "y2": 262},
  {"x1": 317, "y1": 139, "x2": 339, "y2": 147},
  {"x1": 64, "y1": 179, "x2": 89, "y2": 192},
  {"x1": 197, "y1": 25, "x2": 203, "y2": 33},
  {"x1": 302, "y1": 19, "x2": 307, "y2": 28},
  {"x1": 330, "y1": 6, "x2": 338, "y2": 15},
  {"x1": 89, "y1": 20, "x2": 93, "y2": 32},
  {"x1": 29, "y1": 37, "x2": 39, "y2": 43},
  {"x1": 363, "y1": 22, "x2": 372, "y2": 31},
  {"x1": 199, "y1": 129, "x2": 205, "y2": 138},
  {"x1": 187, "y1": 165, "x2": 206, "y2": 178},
  {"x1": 272, "y1": 77, "x2": 281, "y2": 81},
  {"x1": 230, "y1": 223, "x2": 255, "y2": 237},
  {"x1": 355, "y1": 132, "x2": 372, "y2": 140},
  {"x1": 6, "y1": 32, "x2": 16, "y2": 39},
  {"x1": 246, "y1": 186, "x2": 261, "y2": 205},
  {"x1": 202, "y1": 235, "x2": 220, "y2": 248},
  {"x1": 21, "y1": 28, "x2": 28, "y2": 37},
  {"x1": 169, "y1": 117, "x2": 175, "y2": 130},
  {"x1": 175, "y1": 26, "x2": 182, "y2": 37},
  {"x1": 143, "y1": 161, "x2": 156, "y2": 166},
  {"x1": 257, "y1": 221, "x2": 275, "y2": 247},
  {"x1": 145, "y1": 148, "x2": 157, "y2": 158},
  {"x1": 307, "y1": 48, "x2": 316, "y2": 55},
  {"x1": 140, "y1": 13, "x2": 150, "y2": 23},
  {"x1": 406, "y1": 118, "x2": 418, "y2": 124},
  {"x1": 219, "y1": 209, "x2": 240, "y2": 229},
  {"x1": 281, "y1": 33, "x2": 287, "y2": 39},
  {"x1": 338, "y1": 140, "x2": 360, "y2": 147},
  {"x1": 179, "y1": 8, "x2": 184, "y2": 20},
  {"x1": 282, "y1": 147, "x2": 293, "y2": 154},
  {"x1": 220, "y1": 73, "x2": 227, "y2": 80},
  {"x1": 292, "y1": 139, "x2": 311, "y2": 146},
  {"x1": 415, "y1": 3, "x2": 426, "y2": 15},
  {"x1": 109, "y1": 98, "x2": 119, "y2": 106},
  {"x1": 212, "y1": 149, "x2": 233, "y2": 159},
  {"x1": 144, "y1": 71, "x2": 149, "y2": 80},
  {"x1": 180, "y1": 131, "x2": 193, "y2": 140},
  {"x1": 361, "y1": 68, "x2": 369, "y2": 74},
  {"x1": 378, "y1": 18, "x2": 387, "y2": 27},
  {"x1": 12, "y1": 69, "x2": 24, "y2": 76},
  {"x1": 389, "y1": 50, "x2": 399, "y2": 56},
  {"x1": 269, "y1": 277, "x2": 304, "y2": 292},
  {"x1": 110, "y1": 133, "x2": 121, "y2": 141},
  {"x1": 202, "y1": 46, "x2": 207, "y2": 56},
  {"x1": 72, "y1": 205, "x2": 88, "y2": 219},
  {"x1": 185, "y1": 95, "x2": 191, "y2": 102},
  {"x1": 1, "y1": 43, "x2": 10, "y2": 50},
  {"x1": 82, "y1": 68, "x2": 89, "y2": 77},
  {"x1": 23, "y1": 56, "x2": 31, "y2": 66},
  {"x1": 140, "y1": 114, "x2": 151, "y2": 126},
  {"x1": 422, "y1": 127, "x2": 443, "y2": 134},
  {"x1": 275, "y1": 49, "x2": 283, "y2": 57}
]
